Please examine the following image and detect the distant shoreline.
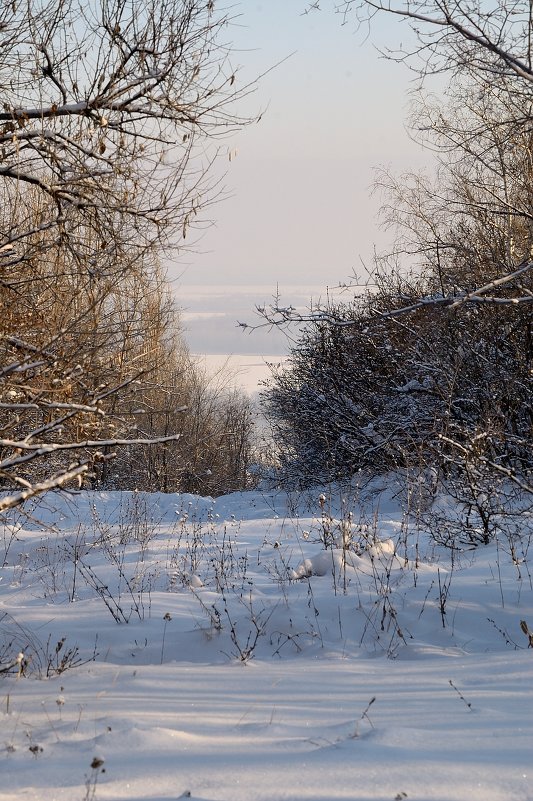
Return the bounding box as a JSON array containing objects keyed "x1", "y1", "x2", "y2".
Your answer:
[{"x1": 191, "y1": 353, "x2": 287, "y2": 396}]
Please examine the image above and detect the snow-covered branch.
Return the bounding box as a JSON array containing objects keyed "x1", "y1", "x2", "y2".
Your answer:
[
  {"x1": 0, "y1": 433, "x2": 182, "y2": 468},
  {"x1": 0, "y1": 463, "x2": 91, "y2": 512},
  {"x1": 248, "y1": 259, "x2": 533, "y2": 332},
  {"x1": 439, "y1": 435, "x2": 533, "y2": 495}
]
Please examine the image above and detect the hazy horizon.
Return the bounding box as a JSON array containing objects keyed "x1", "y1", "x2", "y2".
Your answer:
[{"x1": 168, "y1": 3, "x2": 436, "y2": 386}]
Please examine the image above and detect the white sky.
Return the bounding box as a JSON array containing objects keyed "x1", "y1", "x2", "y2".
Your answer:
[{"x1": 168, "y1": 1, "x2": 432, "y2": 367}]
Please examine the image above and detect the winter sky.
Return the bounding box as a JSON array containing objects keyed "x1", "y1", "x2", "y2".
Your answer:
[{"x1": 170, "y1": 2, "x2": 432, "y2": 382}]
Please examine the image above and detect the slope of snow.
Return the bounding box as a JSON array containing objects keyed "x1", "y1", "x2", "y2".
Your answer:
[{"x1": 1, "y1": 484, "x2": 532, "y2": 800}]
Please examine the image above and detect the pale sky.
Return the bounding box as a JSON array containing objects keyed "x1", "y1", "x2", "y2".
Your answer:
[{"x1": 169, "y1": 2, "x2": 432, "y2": 369}]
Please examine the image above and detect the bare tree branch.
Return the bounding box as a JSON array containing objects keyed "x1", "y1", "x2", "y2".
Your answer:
[{"x1": 0, "y1": 1, "x2": 257, "y2": 509}]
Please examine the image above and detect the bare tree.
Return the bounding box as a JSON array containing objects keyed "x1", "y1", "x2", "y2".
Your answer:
[
  {"x1": 292, "y1": 0, "x2": 533, "y2": 316},
  {"x1": 338, "y1": 0, "x2": 533, "y2": 89},
  {"x1": 0, "y1": 0, "x2": 254, "y2": 510},
  {"x1": 1, "y1": 0, "x2": 248, "y2": 256}
]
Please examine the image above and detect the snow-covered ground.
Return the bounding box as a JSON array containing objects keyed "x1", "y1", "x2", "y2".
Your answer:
[{"x1": 1, "y1": 482, "x2": 532, "y2": 801}]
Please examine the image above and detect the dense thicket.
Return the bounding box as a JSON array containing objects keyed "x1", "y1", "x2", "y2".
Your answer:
[
  {"x1": 263, "y1": 274, "x2": 532, "y2": 486},
  {"x1": 263, "y1": 71, "x2": 533, "y2": 494}
]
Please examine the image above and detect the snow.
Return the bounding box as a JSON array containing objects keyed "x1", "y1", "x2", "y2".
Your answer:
[{"x1": 1, "y1": 483, "x2": 532, "y2": 801}]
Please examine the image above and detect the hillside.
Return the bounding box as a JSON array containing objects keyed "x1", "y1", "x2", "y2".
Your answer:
[{"x1": 1, "y1": 483, "x2": 532, "y2": 801}]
